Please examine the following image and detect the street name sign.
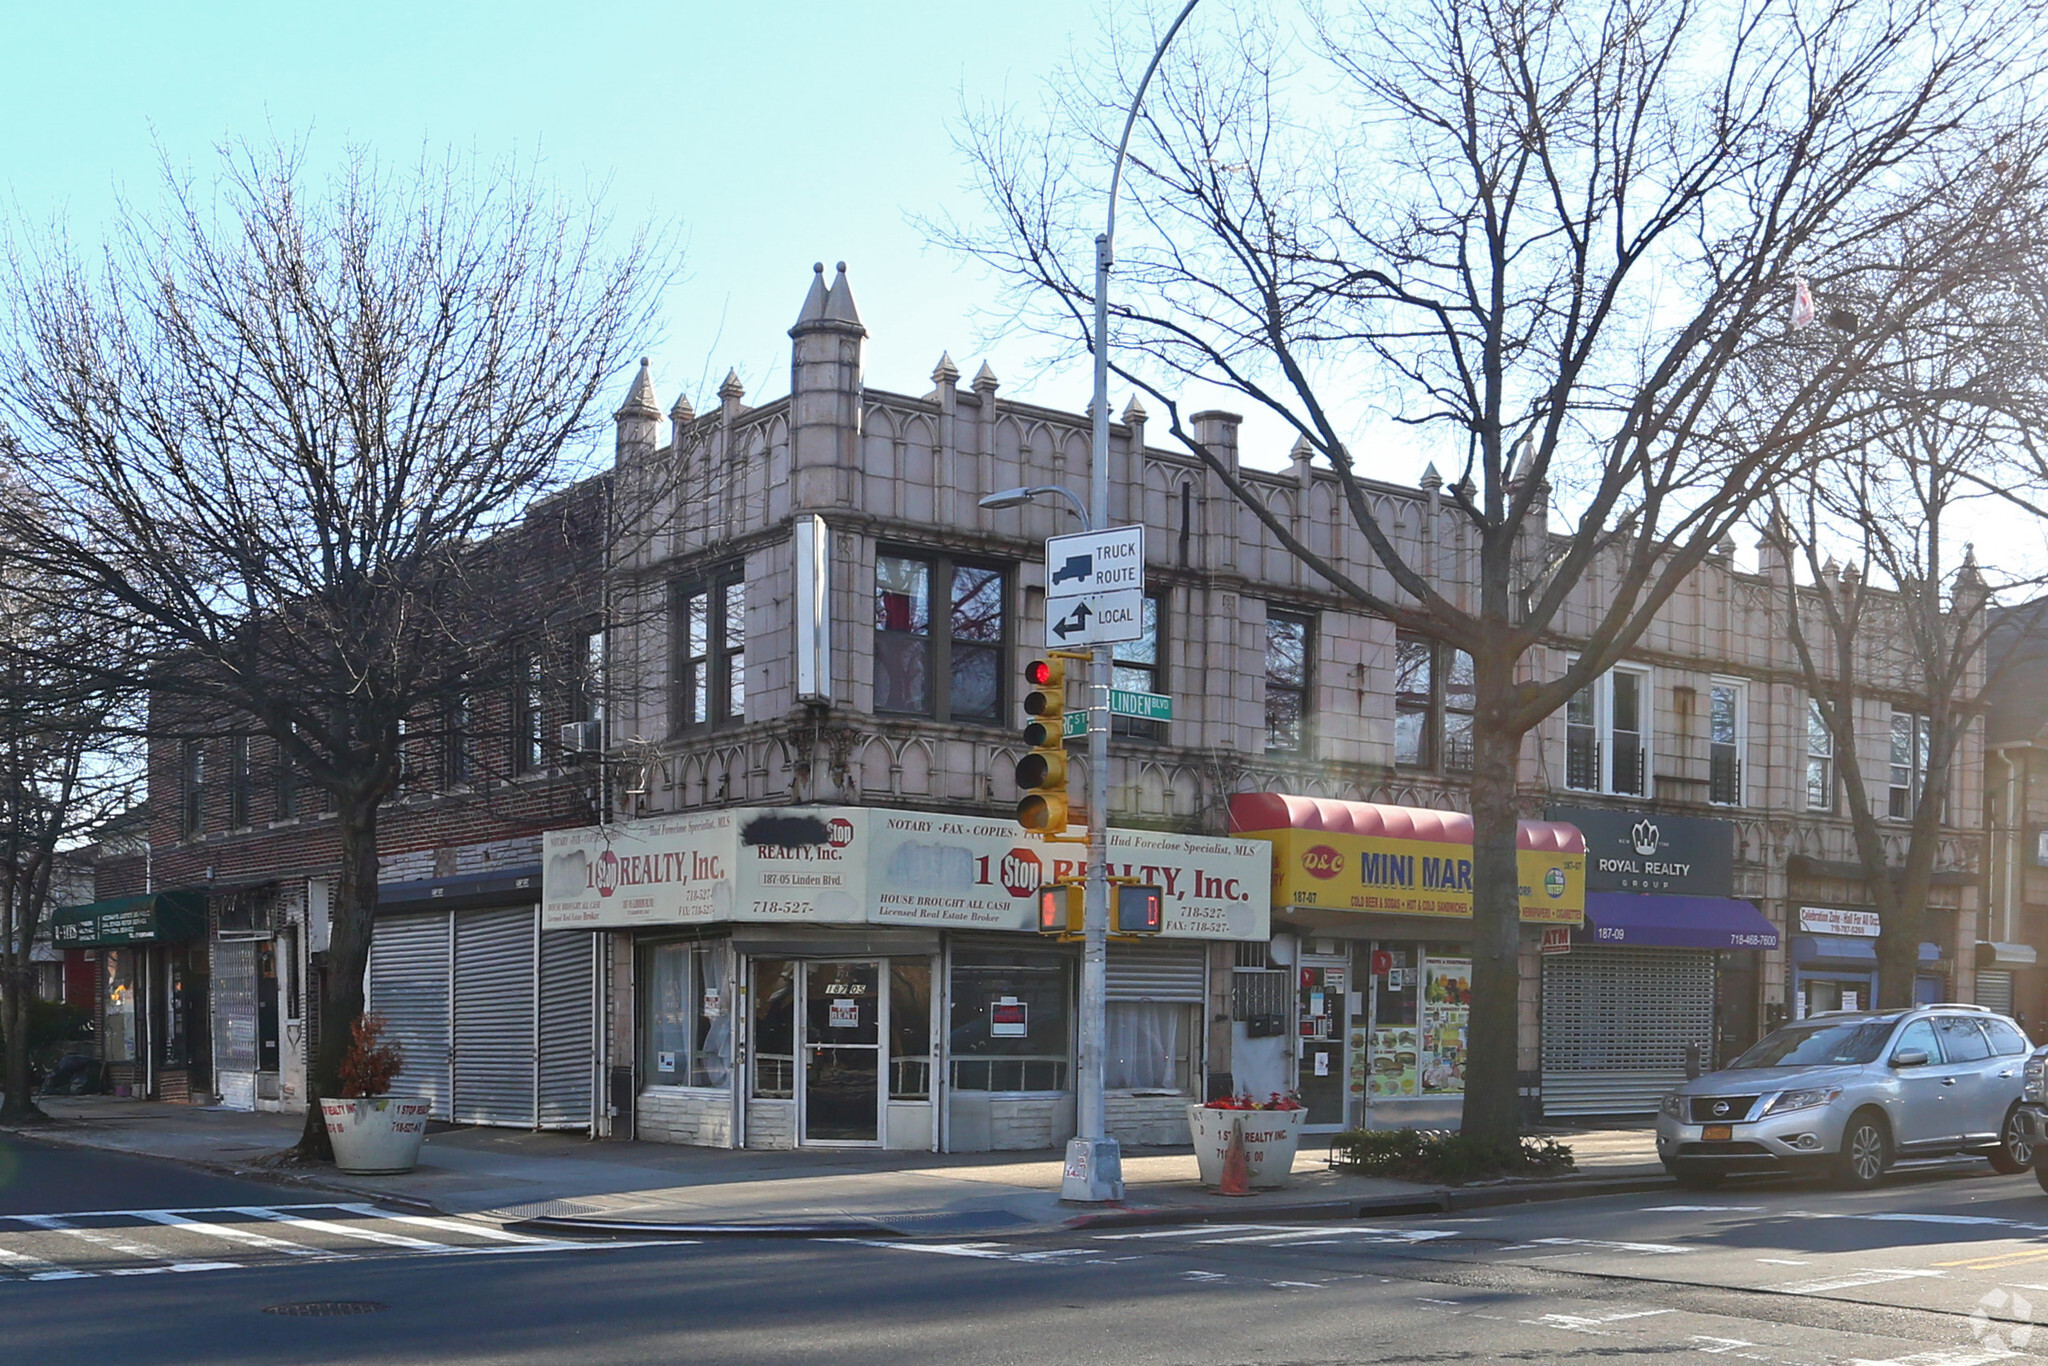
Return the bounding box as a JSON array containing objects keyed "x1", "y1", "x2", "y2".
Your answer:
[
  {"x1": 1108, "y1": 689, "x2": 1172, "y2": 721},
  {"x1": 1043, "y1": 525, "x2": 1145, "y2": 647},
  {"x1": 1062, "y1": 711, "x2": 1088, "y2": 739}
]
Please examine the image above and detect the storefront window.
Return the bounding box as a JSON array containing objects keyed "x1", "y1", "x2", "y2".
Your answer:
[
  {"x1": 641, "y1": 942, "x2": 732, "y2": 1089},
  {"x1": 949, "y1": 948, "x2": 1071, "y2": 1092},
  {"x1": 1106, "y1": 1002, "x2": 1199, "y2": 1091},
  {"x1": 104, "y1": 950, "x2": 138, "y2": 1063},
  {"x1": 752, "y1": 959, "x2": 796, "y2": 1098}
]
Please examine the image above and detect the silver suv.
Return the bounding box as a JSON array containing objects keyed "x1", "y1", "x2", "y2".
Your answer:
[{"x1": 1655, "y1": 1005, "x2": 2035, "y2": 1190}]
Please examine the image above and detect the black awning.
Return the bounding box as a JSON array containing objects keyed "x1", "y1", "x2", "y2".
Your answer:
[{"x1": 48, "y1": 891, "x2": 206, "y2": 948}]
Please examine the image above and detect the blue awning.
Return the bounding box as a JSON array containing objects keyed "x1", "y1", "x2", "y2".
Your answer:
[
  {"x1": 1580, "y1": 892, "x2": 1779, "y2": 950},
  {"x1": 1791, "y1": 935, "x2": 1942, "y2": 968}
]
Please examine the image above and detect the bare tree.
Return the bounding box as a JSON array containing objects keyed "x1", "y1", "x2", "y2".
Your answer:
[
  {"x1": 0, "y1": 520, "x2": 144, "y2": 1123},
  {"x1": 1774, "y1": 394, "x2": 2044, "y2": 1012},
  {"x1": 940, "y1": 0, "x2": 2048, "y2": 1138},
  {"x1": 0, "y1": 138, "x2": 665, "y2": 1154}
]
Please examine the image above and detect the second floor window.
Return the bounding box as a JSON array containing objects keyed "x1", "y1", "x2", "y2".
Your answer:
[
  {"x1": 1806, "y1": 699, "x2": 1834, "y2": 811},
  {"x1": 226, "y1": 736, "x2": 251, "y2": 829},
  {"x1": 274, "y1": 731, "x2": 299, "y2": 821},
  {"x1": 1890, "y1": 710, "x2": 1930, "y2": 819},
  {"x1": 1565, "y1": 666, "x2": 1649, "y2": 796},
  {"x1": 511, "y1": 649, "x2": 543, "y2": 774},
  {"x1": 1394, "y1": 631, "x2": 1475, "y2": 772},
  {"x1": 1264, "y1": 608, "x2": 1314, "y2": 754},
  {"x1": 676, "y1": 570, "x2": 746, "y2": 730},
  {"x1": 1112, "y1": 595, "x2": 1164, "y2": 740},
  {"x1": 1708, "y1": 680, "x2": 1745, "y2": 806},
  {"x1": 874, "y1": 552, "x2": 1004, "y2": 723},
  {"x1": 181, "y1": 740, "x2": 205, "y2": 837},
  {"x1": 442, "y1": 689, "x2": 472, "y2": 790}
]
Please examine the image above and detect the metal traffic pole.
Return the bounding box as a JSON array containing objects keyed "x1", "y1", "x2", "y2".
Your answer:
[{"x1": 1062, "y1": 0, "x2": 1203, "y2": 1205}]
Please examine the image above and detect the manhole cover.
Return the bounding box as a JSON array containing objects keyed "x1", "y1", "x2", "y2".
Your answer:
[{"x1": 262, "y1": 1301, "x2": 389, "y2": 1317}]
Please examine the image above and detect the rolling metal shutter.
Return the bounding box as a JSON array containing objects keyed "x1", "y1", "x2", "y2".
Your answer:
[
  {"x1": 1978, "y1": 970, "x2": 2014, "y2": 1016},
  {"x1": 1106, "y1": 942, "x2": 1207, "y2": 1003},
  {"x1": 1541, "y1": 946, "x2": 1713, "y2": 1117},
  {"x1": 453, "y1": 905, "x2": 538, "y2": 1127},
  {"x1": 537, "y1": 930, "x2": 595, "y2": 1129},
  {"x1": 367, "y1": 911, "x2": 453, "y2": 1119}
]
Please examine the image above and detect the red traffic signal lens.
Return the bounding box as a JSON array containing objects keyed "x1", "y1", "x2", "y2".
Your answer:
[{"x1": 1026, "y1": 659, "x2": 1060, "y2": 688}]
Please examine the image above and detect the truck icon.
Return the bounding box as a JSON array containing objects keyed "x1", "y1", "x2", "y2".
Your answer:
[{"x1": 1051, "y1": 554, "x2": 1092, "y2": 586}]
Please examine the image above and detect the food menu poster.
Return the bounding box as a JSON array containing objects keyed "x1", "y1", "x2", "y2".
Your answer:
[
  {"x1": 1367, "y1": 1025, "x2": 1419, "y2": 1097},
  {"x1": 1420, "y1": 954, "x2": 1471, "y2": 1096}
]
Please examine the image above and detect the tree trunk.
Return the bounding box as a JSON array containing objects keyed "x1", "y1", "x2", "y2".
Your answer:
[
  {"x1": 1461, "y1": 719, "x2": 1526, "y2": 1145},
  {"x1": 0, "y1": 963, "x2": 45, "y2": 1124},
  {"x1": 294, "y1": 793, "x2": 379, "y2": 1159},
  {"x1": 1875, "y1": 910, "x2": 1926, "y2": 1010}
]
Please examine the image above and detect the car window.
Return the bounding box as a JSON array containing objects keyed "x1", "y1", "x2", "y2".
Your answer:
[
  {"x1": 1984, "y1": 1019, "x2": 2031, "y2": 1056},
  {"x1": 1728, "y1": 1019, "x2": 1895, "y2": 1068},
  {"x1": 1891, "y1": 1018, "x2": 1942, "y2": 1063},
  {"x1": 1935, "y1": 1016, "x2": 1993, "y2": 1063}
]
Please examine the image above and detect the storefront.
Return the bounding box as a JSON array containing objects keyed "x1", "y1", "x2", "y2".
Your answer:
[
  {"x1": 364, "y1": 866, "x2": 597, "y2": 1130},
  {"x1": 1791, "y1": 906, "x2": 1947, "y2": 1014},
  {"x1": 542, "y1": 806, "x2": 1270, "y2": 1152},
  {"x1": 1541, "y1": 808, "x2": 1775, "y2": 1117},
  {"x1": 1227, "y1": 794, "x2": 1586, "y2": 1132},
  {"x1": 49, "y1": 892, "x2": 209, "y2": 1102}
]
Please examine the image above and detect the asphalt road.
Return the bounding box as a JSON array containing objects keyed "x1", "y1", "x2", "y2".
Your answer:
[{"x1": 10, "y1": 1137, "x2": 2048, "y2": 1365}]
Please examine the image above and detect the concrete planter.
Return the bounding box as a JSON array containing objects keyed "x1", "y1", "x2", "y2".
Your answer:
[
  {"x1": 1187, "y1": 1103, "x2": 1307, "y2": 1189},
  {"x1": 321, "y1": 1096, "x2": 431, "y2": 1174}
]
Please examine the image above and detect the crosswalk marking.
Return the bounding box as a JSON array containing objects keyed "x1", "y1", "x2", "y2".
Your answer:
[{"x1": 0, "y1": 1202, "x2": 701, "y2": 1287}]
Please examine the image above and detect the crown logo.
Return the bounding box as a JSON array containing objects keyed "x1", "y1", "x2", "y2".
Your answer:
[{"x1": 1630, "y1": 820, "x2": 1660, "y2": 856}]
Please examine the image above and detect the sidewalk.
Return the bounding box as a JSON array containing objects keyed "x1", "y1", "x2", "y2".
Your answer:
[{"x1": 4, "y1": 1098, "x2": 1668, "y2": 1236}]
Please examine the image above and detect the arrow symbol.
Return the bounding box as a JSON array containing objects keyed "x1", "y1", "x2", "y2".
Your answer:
[{"x1": 1052, "y1": 602, "x2": 1093, "y2": 639}]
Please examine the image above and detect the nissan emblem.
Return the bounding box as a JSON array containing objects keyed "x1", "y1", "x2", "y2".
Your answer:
[{"x1": 1712, "y1": 1101, "x2": 1730, "y2": 1117}]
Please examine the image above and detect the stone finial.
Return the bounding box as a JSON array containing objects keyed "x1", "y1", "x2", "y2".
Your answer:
[
  {"x1": 1121, "y1": 394, "x2": 1148, "y2": 425},
  {"x1": 614, "y1": 357, "x2": 659, "y2": 419},
  {"x1": 1455, "y1": 473, "x2": 1476, "y2": 502},
  {"x1": 718, "y1": 368, "x2": 746, "y2": 402},
  {"x1": 1714, "y1": 532, "x2": 1737, "y2": 559},
  {"x1": 1289, "y1": 433, "x2": 1315, "y2": 485},
  {"x1": 1959, "y1": 542, "x2": 1985, "y2": 586},
  {"x1": 972, "y1": 359, "x2": 999, "y2": 393},
  {"x1": 823, "y1": 261, "x2": 862, "y2": 327},
  {"x1": 1419, "y1": 462, "x2": 1443, "y2": 492},
  {"x1": 932, "y1": 351, "x2": 960, "y2": 386},
  {"x1": 1820, "y1": 555, "x2": 1839, "y2": 581},
  {"x1": 794, "y1": 262, "x2": 829, "y2": 327},
  {"x1": 669, "y1": 393, "x2": 696, "y2": 424}
]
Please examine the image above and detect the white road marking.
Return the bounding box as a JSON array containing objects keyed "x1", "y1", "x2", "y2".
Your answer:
[
  {"x1": 1526, "y1": 1308, "x2": 1674, "y2": 1335},
  {"x1": 223, "y1": 1206, "x2": 461, "y2": 1251},
  {"x1": 331, "y1": 1204, "x2": 567, "y2": 1246},
  {"x1": 1756, "y1": 1258, "x2": 1810, "y2": 1266},
  {"x1": 1783, "y1": 1268, "x2": 1951, "y2": 1295},
  {"x1": 1641, "y1": 1205, "x2": 1767, "y2": 1213},
  {"x1": 1096, "y1": 1224, "x2": 1316, "y2": 1241},
  {"x1": 1844, "y1": 1352, "x2": 2024, "y2": 1366},
  {"x1": 1688, "y1": 1336, "x2": 1756, "y2": 1354},
  {"x1": 8, "y1": 1215, "x2": 237, "y2": 1274},
  {"x1": 0, "y1": 1244, "x2": 94, "y2": 1281},
  {"x1": 1527, "y1": 1236, "x2": 1693, "y2": 1255},
  {"x1": 1270, "y1": 1280, "x2": 1323, "y2": 1289},
  {"x1": 130, "y1": 1210, "x2": 343, "y2": 1260}
]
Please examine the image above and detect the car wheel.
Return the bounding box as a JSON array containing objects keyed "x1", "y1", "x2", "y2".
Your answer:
[
  {"x1": 1991, "y1": 1106, "x2": 2033, "y2": 1175},
  {"x1": 1665, "y1": 1163, "x2": 1724, "y2": 1191},
  {"x1": 1832, "y1": 1111, "x2": 1890, "y2": 1190}
]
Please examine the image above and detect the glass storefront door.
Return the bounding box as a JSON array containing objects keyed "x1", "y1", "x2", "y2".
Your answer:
[{"x1": 802, "y1": 961, "x2": 882, "y2": 1144}]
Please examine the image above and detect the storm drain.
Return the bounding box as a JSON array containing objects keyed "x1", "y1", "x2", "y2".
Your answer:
[{"x1": 262, "y1": 1301, "x2": 389, "y2": 1317}]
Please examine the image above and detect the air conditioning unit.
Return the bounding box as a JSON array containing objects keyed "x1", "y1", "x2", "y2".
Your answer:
[{"x1": 559, "y1": 720, "x2": 603, "y2": 753}]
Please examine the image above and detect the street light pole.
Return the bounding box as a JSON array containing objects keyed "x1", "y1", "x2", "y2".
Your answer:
[{"x1": 1064, "y1": 0, "x2": 1203, "y2": 1205}]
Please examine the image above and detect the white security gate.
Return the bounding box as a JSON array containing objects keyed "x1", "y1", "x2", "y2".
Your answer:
[
  {"x1": 1542, "y1": 946, "x2": 1714, "y2": 1117},
  {"x1": 367, "y1": 903, "x2": 594, "y2": 1129},
  {"x1": 1105, "y1": 942, "x2": 1207, "y2": 1002}
]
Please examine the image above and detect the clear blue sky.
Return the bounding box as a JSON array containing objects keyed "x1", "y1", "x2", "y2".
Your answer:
[{"x1": 0, "y1": 1, "x2": 1167, "y2": 460}]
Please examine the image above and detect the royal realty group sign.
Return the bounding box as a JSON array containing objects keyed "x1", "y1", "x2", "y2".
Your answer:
[
  {"x1": 541, "y1": 806, "x2": 1272, "y2": 941},
  {"x1": 1546, "y1": 806, "x2": 1735, "y2": 897}
]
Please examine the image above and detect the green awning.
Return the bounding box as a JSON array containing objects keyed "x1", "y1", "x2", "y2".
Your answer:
[{"x1": 48, "y1": 892, "x2": 206, "y2": 948}]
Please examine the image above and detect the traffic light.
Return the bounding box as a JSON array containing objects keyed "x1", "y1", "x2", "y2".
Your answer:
[
  {"x1": 1114, "y1": 883, "x2": 1164, "y2": 934},
  {"x1": 1016, "y1": 657, "x2": 1069, "y2": 832}
]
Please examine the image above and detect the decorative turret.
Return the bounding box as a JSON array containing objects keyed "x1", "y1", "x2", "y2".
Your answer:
[
  {"x1": 788, "y1": 262, "x2": 866, "y2": 506},
  {"x1": 614, "y1": 357, "x2": 659, "y2": 462}
]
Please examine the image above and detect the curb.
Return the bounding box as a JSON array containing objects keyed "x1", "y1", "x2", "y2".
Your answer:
[
  {"x1": 1065, "y1": 1172, "x2": 1676, "y2": 1229},
  {"x1": 505, "y1": 1215, "x2": 906, "y2": 1240},
  {"x1": 0, "y1": 1121, "x2": 447, "y2": 1216}
]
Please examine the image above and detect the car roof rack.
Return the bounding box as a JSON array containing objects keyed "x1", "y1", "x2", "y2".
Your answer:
[{"x1": 1925, "y1": 1003, "x2": 1992, "y2": 1012}]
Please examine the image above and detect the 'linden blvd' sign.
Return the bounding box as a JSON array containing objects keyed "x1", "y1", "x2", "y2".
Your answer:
[
  {"x1": 541, "y1": 805, "x2": 1272, "y2": 942},
  {"x1": 1546, "y1": 806, "x2": 1735, "y2": 897}
]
